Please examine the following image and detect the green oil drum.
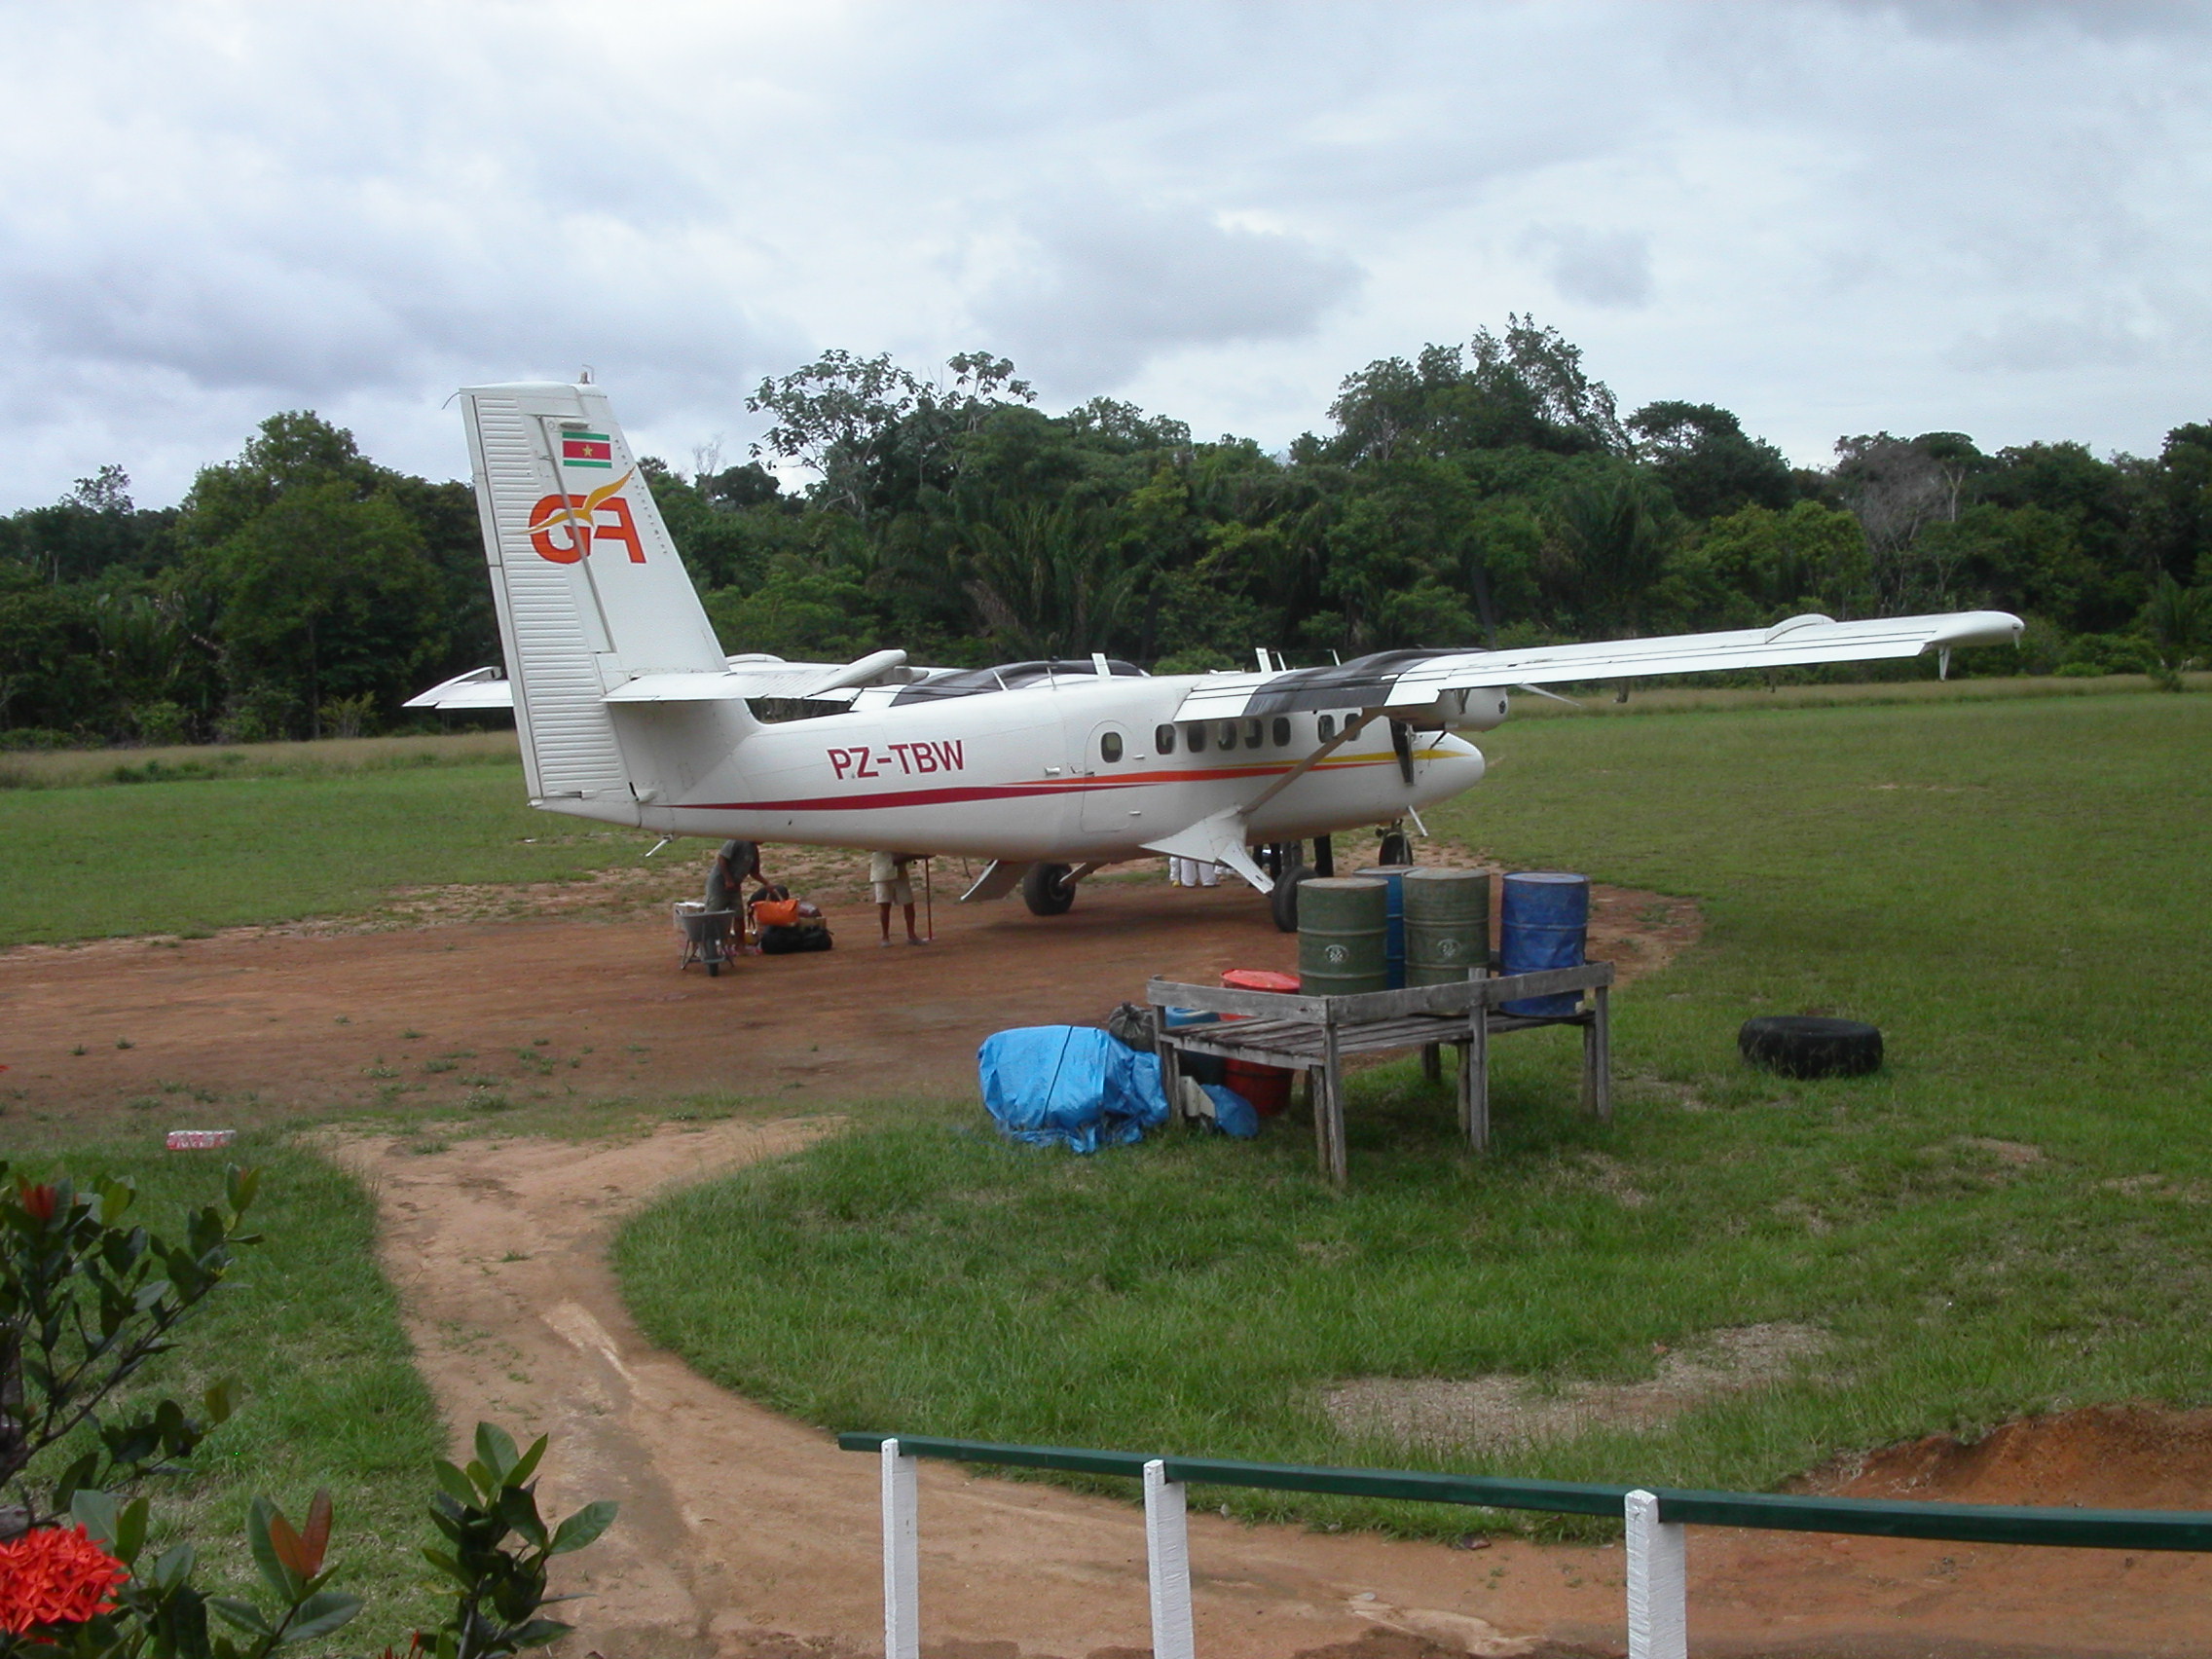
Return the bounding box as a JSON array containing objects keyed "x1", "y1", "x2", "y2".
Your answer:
[
  {"x1": 1402, "y1": 867, "x2": 1491, "y2": 985},
  {"x1": 1297, "y1": 877, "x2": 1389, "y2": 996}
]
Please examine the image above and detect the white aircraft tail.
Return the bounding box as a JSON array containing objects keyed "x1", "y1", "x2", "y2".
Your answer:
[{"x1": 459, "y1": 382, "x2": 740, "y2": 805}]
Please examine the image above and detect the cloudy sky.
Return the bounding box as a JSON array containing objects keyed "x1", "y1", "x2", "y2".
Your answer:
[{"x1": 5, "y1": 1, "x2": 2210, "y2": 509}]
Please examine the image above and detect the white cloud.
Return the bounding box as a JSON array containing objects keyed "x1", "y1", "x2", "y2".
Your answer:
[{"x1": 4, "y1": 0, "x2": 2212, "y2": 505}]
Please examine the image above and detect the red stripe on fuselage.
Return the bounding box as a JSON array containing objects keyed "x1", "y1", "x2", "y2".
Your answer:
[{"x1": 685, "y1": 755, "x2": 1403, "y2": 814}]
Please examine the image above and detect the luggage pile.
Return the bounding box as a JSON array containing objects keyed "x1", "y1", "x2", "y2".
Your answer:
[{"x1": 748, "y1": 883, "x2": 833, "y2": 955}]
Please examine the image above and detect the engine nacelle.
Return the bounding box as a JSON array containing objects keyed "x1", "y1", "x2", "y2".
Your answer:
[{"x1": 1396, "y1": 687, "x2": 1509, "y2": 732}]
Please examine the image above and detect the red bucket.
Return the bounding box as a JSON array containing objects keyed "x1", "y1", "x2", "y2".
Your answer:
[
  {"x1": 1223, "y1": 1058, "x2": 1293, "y2": 1116},
  {"x1": 1219, "y1": 969, "x2": 1299, "y2": 1116}
]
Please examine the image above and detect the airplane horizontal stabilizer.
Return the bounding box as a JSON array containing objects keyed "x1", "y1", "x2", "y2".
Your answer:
[{"x1": 404, "y1": 668, "x2": 513, "y2": 711}]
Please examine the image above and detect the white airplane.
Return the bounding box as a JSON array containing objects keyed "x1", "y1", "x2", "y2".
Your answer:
[{"x1": 408, "y1": 382, "x2": 2023, "y2": 926}]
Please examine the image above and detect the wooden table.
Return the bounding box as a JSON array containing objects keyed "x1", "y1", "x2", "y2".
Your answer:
[{"x1": 1146, "y1": 965, "x2": 1615, "y2": 1188}]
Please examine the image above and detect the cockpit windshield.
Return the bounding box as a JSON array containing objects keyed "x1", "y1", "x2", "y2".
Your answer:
[{"x1": 888, "y1": 659, "x2": 1146, "y2": 705}]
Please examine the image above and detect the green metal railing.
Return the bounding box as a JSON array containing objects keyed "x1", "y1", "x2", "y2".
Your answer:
[{"x1": 839, "y1": 1431, "x2": 2212, "y2": 1659}]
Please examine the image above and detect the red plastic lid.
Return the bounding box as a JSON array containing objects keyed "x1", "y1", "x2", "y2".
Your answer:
[{"x1": 1222, "y1": 969, "x2": 1301, "y2": 993}]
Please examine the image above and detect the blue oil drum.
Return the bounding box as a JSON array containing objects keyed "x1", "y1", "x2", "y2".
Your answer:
[
  {"x1": 1499, "y1": 871, "x2": 1589, "y2": 1017},
  {"x1": 1353, "y1": 865, "x2": 1417, "y2": 989}
]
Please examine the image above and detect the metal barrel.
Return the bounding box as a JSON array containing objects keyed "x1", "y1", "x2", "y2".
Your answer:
[
  {"x1": 1402, "y1": 868, "x2": 1491, "y2": 985},
  {"x1": 1297, "y1": 877, "x2": 1390, "y2": 997},
  {"x1": 1353, "y1": 865, "x2": 1417, "y2": 988},
  {"x1": 1499, "y1": 871, "x2": 1589, "y2": 1016}
]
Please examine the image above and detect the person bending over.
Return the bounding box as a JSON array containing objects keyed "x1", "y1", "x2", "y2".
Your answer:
[
  {"x1": 706, "y1": 840, "x2": 762, "y2": 912},
  {"x1": 870, "y1": 851, "x2": 926, "y2": 945}
]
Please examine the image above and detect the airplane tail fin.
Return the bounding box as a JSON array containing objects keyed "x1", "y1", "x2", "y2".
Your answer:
[{"x1": 459, "y1": 382, "x2": 740, "y2": 807}]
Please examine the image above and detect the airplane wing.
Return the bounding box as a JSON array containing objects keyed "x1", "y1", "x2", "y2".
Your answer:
[{"x1": 1171, "y1": 609, "x2": 2024, "y2": 721}]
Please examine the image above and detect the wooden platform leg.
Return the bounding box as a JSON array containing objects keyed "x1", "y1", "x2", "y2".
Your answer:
[
  {"x1": 1591, "y1": 984, "x2": 1613, "y2": 1123},
  {"x1": 1421, "y1": 1043, "x2": 1442, "y2": 1084},
  {"x1": 1159, "y1": 1036, "x2": 1184, "y2": 1122},
  {"x1": 1319, "y1": 1026, "x2": 1347, "y2": 1188},
  {"x1": 1466, "y1": 1012, "x2": 1491, "y2": 1153}
]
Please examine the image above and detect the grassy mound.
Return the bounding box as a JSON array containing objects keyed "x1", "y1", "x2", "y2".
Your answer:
[{"x1": 615, "y1": 691, "x2": 2211, "y2": 1527}]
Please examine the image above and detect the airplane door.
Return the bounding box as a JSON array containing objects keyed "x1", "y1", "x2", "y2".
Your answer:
[{"x1": 1080, "y1": 719, "x2": 1136, "y2": 833}]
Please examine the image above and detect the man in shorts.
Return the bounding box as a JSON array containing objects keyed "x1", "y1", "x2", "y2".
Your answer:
[{"x1": 869, "y1": 851, "x2": 926, "y2": 945}]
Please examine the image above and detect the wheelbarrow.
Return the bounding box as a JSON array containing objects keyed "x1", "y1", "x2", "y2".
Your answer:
[{"x1": 673, "y1": 902, "x2": 738, "y2": 976}]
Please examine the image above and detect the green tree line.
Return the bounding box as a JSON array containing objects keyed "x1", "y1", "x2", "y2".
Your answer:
[{"x1": 6, "y1": 318, "x2": 2210, "y2": 746}]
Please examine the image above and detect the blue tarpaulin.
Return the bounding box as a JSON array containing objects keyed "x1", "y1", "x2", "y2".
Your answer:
[
  {"x1": 977, "y1": 1026, "x2": 1175, "y2": 1154},
  {"x1": 978, "y1": 1026, "x2": 1262, "y2": 1151}
]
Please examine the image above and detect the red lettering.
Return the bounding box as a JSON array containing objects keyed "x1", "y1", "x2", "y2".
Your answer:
[
  {"x1": 853, "y1": 749, "x2": 880, "y2": 780},
  {"x1": 828, "y1": 748, "x2": 853, "y2": 780},
  {"x1": 910, "y1": 743, "x2": 938, "y2": 774},
  {"x1": 888, "y1": 743, "x2": 913, "y2": 774},
  {"x1": 592, "y1": 496, "x2": 645, "y2": 563},
  {"x1": 940, "y1": 740, "x2": 964, "y2": 771},
  {"x1": 528, "y1": 496, "x2": 588, "y2": 563}
]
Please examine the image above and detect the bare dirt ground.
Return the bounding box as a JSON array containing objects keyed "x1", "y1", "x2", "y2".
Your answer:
[
  {"x1": 336, "y1": 1120, "x2": 2212, "y2": 1659},
  {"x1": 0, "y1": 861, "x2": 1701, "y2": 1129},
  {"x1": 16, "y1": 865, "x2": 2212, "y2": 1655}
]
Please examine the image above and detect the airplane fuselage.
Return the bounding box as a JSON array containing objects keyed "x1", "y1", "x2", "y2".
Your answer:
[{"x1": 546, "y1": 671, "x2": 1489, "y2": 862}]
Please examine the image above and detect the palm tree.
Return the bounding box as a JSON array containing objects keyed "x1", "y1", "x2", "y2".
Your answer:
[{"x1": 2143, "y1": 573, "x2": 2211, "y2": 690}]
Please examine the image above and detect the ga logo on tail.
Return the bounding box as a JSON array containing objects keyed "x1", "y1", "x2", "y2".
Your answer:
[{"x1": 529, "y1": 470, "x2": 645, "y2": 564}]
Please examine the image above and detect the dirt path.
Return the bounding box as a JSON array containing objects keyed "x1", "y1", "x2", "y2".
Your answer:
[
  {"x1": 337, "y1": 1123, "x2": 2212, "y2": 1659},
  {"x1": 332, "y1": 1121, "x2": 1616, "y2": 1659},
  {"x1": 2, "y1": 866, "x2": 1701, "y2": 1130}
]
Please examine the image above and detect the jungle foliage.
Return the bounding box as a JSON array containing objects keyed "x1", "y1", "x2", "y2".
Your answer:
[{"x1": 7, "y1": 319, "x2": 2211, "y2": 746}]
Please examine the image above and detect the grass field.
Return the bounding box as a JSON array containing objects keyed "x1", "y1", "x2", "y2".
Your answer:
[
  {"x1": 0, "y1": 757, "x2": 656, "y2": 946},
  {"x1": 10, "y1": 1134, "x2": 446, "y2": 1645},
  {"x1": 615, "y1": 690, "x2": 2212, "y2": 1531},
  {"x1": 0, "y1": 676, "x2": 2194, "y2": 952}
]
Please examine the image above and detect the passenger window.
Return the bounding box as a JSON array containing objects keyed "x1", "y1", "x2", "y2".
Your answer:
[
  {"x1": 1317, "y1": 715, "x2": 1336, "y2": 741},
  {"x1": 1100, "y1": 731, "x2": 1124, "y2": 763},
  {"x1": 1241, "y1": 719, "x2": 1260, "y2": 749},
  {"x1": 1186, "y1": 722, "x2": 1207, "y2": 753},
  {"x1": 1272, "y1": 717, "x2": 1291, "y2": 746},
  {"x1": 1156, "y1": 723, "x2": 1175, "y2": 755},
  {"x1": 1218, "y1": 720, "x2": 1238, "y2": 750},
  {"x1": 1346, "y1": 714, "x2": 1365, "y2": 736}
]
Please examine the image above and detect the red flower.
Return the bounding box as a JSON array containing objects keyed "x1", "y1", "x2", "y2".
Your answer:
[
  {"x1": 14, "y1": 1182, "x2": 56, "y2": 1225},
  {"x1": 0, "y1": 1526, "x2": 129, "y2": 1634}
]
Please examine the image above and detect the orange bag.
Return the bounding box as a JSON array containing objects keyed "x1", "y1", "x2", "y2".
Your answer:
[{"x1": 752, "y1": 898, "x2": 801, "y2": 929}]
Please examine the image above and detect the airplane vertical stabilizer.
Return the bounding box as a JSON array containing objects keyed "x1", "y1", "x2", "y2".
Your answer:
[{"x1": 459, "y1": 382, "x2": 732, "y2": 803}]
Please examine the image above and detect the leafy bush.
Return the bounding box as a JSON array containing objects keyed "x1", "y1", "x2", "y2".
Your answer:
[{"x1": 0, "y1": 1168, "x2": 614, "y2": 1659}]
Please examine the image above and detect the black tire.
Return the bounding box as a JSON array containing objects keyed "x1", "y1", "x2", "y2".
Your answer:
[
  {"x1": 1022, "y1": 861, "x2": 1076, "y2": 916},
  {"x1": 1739, "y1": 1015, "x2": 1883, "y2": 1080},
  {"x1": 1379, "y1": 829, "x2": 1413, "y2": 866},
  {"x1": 1271, "y1": 864, "x2": 1314, "y2": 934}
]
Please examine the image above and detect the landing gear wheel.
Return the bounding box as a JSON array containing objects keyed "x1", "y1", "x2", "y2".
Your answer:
[
  {"x1": 1739, "y1": 1015, "x2": 1883, "y2": 1079},
  {"x1": 1379, "y1": 828, "x2": 1413, "y2": 866},
  {"x1": 1022, "y1": 861, "x2": 1077, "y2": 916},
  {"x1": 1271, "y1": 864, "x2": 1314, "y2": 934}
]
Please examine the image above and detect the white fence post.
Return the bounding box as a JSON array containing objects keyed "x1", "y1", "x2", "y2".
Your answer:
[
  {"x1": 1624, "y1": 1489, "x2": 1686, "y2": 1659},
  {"x1": 881, "y1": 1439, "x2": 919, "y2": 1659},
  {"x1": 1144, "y1": 1459, "x2": 1196, "y2": 1659}
]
